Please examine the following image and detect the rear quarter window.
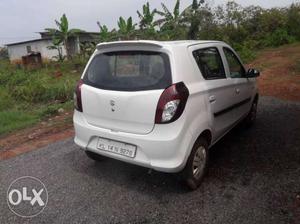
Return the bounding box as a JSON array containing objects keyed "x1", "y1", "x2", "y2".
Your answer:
[
  {"x1": 83, "y1": 51, "x2": 172, "y2": 91},
  {"x1": 193, "y1": 47, "x2": 226, "y2": 80}
]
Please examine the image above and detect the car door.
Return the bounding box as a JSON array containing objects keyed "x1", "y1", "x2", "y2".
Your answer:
[
  {"x1": 190, "y1": 46, "x2": 237, "y2": 140},
  {"x1": 222, "y1": 47, "x2": 253, "y2": 121}
]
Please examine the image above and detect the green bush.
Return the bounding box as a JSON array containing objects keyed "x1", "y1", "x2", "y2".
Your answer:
[
  {"x1": 12, "y1": 80, "x2": 47, "y2": 103},
  {"x1": 0, "y1": 88, "x2": 15, "y2": 111},
  {"x1": 8, "y1": 70, "x2": 76, "y2": 103},
  {"x1": 45, "y1": 79, "x2": 75, "y2": 102},
  {"x1": 237, "y1": 47, "x2": 256, "y2": 63},
  {"x1": 231, "y1": 40, "x2": 257, "y2": 62},
  {"x1": 37, "y1": 104, "x2": 61, "y2": 118},
  {"x1": 263, "y1": 29, "x2": 296, "y2": 47}
]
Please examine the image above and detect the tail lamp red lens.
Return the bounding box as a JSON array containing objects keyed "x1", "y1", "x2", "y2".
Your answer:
[
  {"x1": 155, "y1": 82, "x2": 189, "y2": 124},
  {"x1": 74, "y1": 79, "x2": 83, "y2": 112}
]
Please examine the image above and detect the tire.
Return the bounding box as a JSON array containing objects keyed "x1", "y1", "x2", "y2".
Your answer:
[
  {"x1": 181, "y1": 137, "x2": 209, "y2": 190},
  {"x1": 85, "y1": 151, "x2": 105, "y2": 161},
  {"x1": 244, "y1": 98, "x2": 258, "y2": 127}
]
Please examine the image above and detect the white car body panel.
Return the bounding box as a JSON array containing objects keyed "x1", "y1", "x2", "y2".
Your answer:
[
  {"x1": 73, "y1": 40, "x2": 259, "y2": 173},
  {"x1": 82, "y1": 85, "x2": 163, "y2": 134}
]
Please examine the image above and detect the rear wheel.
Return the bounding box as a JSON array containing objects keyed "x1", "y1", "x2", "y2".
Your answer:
[
  {"x1": 181, "y1": 137, "x2": 209, "y2": 190},
  {"x1": 85, "y1": 151, "x2": 105, "y2": 161}
]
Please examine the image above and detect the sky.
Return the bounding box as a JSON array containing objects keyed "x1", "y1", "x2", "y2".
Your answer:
[{"x1": 0, "y1": 0, "x2": 298, "y2": 46}]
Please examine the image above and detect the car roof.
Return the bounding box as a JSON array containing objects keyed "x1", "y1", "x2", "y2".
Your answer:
[{"x1": 96, "y1": 40, "x2": 225, "y2": 51}]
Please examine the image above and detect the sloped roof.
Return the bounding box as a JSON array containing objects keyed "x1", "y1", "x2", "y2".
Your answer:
[{"x1": 6, "y1": 38, "x2": 51, "y2": 46}]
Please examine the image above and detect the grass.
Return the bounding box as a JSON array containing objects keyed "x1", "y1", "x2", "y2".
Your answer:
[
  {"x1": 0, "y1": 59, "x2": 84, "y2": 136},
  {"x1": 0, "y1": 110, "x2": 38, "y2": 135}
]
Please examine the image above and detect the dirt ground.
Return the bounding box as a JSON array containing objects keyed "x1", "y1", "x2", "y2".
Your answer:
[
  {"x1": 248, "y1": 43, "x2": 300, "y2": 102},
  {"x1": 0, "y1": 113, "x2": 74, "y2": 160},
  {"x1": 1, "y1": 43, "x2": 300, "y2": 159}
]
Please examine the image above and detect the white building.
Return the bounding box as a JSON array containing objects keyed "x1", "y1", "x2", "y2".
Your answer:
[
  {"x1": 7, "y1": 38, "x2": 66, "y2": 63},
  {"x1": 6, "y1": 32, "x2": 99, "y2": 63}
]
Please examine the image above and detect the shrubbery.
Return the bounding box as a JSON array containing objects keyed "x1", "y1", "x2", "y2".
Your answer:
[
  {"x1": 0, "y1": 60, "x2": 78, "y2": 135},
  {"x1": 94, "y1": 1, "x2": 300, "y2": 62}
]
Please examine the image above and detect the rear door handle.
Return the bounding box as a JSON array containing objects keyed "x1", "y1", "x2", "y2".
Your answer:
[
  {"x1": 235, "y1": 88, "x2": 240, "y2": 94},
  {"x1": 209, "y1": 95, "x2": 216, "y2": 103}
]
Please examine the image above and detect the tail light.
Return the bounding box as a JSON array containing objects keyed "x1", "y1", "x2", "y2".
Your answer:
[
  {"x1": 74, "y1": 79, "x2": 83, "y2": 112},
  {"x1": 155, "y1": 82, "x2": 189, "y2": 124}
]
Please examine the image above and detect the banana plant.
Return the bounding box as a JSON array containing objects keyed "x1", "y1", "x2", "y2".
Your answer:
[
  {"x1": 47, "y1": 37, "x2": 65, "y2": 62},
  {"x1": 137, "y1": 2, "x2": 157, "y2": 30},
  {"x1": 155, "y1": 0, "x2": 182, "y2": 29},
  {"x1": 117, "y1": 17, "x2": 137, "y2": 40},
  {"x1": 181, "y1": 0, "x2": 206, "y2": 39},
  {"x1": 97, "y1": 22, "x2": 113, "y2": 42},
  {"x1": 46, "y1": 14, "x2": 83, "y2": 59},
  {"x1": 155, "y1": 0, "x2": 186, "y2": 40}
]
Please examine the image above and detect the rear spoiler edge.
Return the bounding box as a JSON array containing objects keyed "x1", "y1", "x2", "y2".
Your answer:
[{"x1": 96, "y1": 41, "x2": 163, "y2": 51}]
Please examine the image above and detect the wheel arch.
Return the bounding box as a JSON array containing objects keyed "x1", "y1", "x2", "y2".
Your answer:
[{"x1": 196, "y1": 129, "x2": 212, "y2": 147}]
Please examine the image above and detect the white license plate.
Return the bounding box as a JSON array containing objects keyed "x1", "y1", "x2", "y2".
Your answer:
[{"x1": 97, "y1": 137, "x2": 136, "y2": 158}]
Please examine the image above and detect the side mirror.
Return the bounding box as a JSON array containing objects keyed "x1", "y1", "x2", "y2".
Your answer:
[{"x1": 246, "y1": 68, "x2": 260, "y2": 78}]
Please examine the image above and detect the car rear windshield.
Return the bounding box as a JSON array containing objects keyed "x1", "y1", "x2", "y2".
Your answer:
[{"x1": 83, "y1": 51, "x2": 172, "y2": 91}]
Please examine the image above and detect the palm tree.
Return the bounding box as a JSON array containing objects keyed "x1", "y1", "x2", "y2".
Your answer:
[
  {"x1": 117, "y1": 17, "x2": 136, "y2": 40},
  {"x1": 46, "y1": 14, "x2": 83, "y2": 59}
]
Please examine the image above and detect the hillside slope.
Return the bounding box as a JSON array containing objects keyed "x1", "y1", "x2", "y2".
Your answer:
[{"x1": 248, "y1": 42, "x2": 300, "y2": 101}]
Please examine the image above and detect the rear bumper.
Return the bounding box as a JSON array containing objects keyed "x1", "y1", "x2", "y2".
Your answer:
[{"x1": 73, "y1": 110, "x2": 194, "y2": 173}]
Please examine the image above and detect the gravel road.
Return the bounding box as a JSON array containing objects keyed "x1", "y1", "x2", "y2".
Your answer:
[{"x1": 1, "y1": 96, "x2": 300, "y2": 224}]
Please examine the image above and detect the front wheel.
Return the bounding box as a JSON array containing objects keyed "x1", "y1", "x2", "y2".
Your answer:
[
  {"x1": 181, "y1": 137, "x2": 209, "y2": 190},
  {"x1": 244, "y1": 98, "x2": 258, "y2": 127}
]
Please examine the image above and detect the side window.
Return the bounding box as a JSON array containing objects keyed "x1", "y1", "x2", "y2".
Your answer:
[
  {"x1": 223, "y1": 47, "x2": 245, "y2": 78},
  {"x1": 193, "y1": 47, "x2": 226, "y2": 80}
]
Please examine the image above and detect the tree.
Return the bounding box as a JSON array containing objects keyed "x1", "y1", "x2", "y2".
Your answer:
[
  {"x1": 117, "y1": 16, "x2": 136, "y2": 40},
  {"x1": 137, "y1": 2, "x2": 157, "y2": 30},
  {"x1": 181, "y1": 0, "x2": 206, "y2": 39},
  {"x1": 47, "y1": 38, "x2": 65, "y2": 62},
  {"x1": 46, "y1": 14, "x2": 83, "y2": 59},
  {"x1": 80, "y1": 42, "x2": 96, "y2": 59},
  {"x1": 287, "y1": 3, "x2": 300, "y2": 40},
  {"x1": 137, "y1": 2, "x2": 157, "y2": 39},
  {"x1": 155, "y1": 0, "x2": 186, "y2": 40},
  {"x1": 156, "y1": 0, "x2": 181, "y2": 27},
  {"x1": 0, "y1": 47, "x2": 8, "y2": 60},
  {"x1": 97, "y1": 22, "x2": 114, "y2": 42}
]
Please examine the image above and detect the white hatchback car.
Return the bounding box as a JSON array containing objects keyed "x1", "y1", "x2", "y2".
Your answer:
[{"x1": 73, "y1": 40, "x2": 259, "y2": 189}]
